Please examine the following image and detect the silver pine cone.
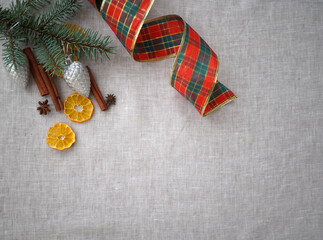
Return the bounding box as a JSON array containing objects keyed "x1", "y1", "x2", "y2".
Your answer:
[
  {"x1": 63, "y1": 61, "x2": 91, "y2": 97},
  {"x1": 5, "y1": 62, "x2": 30, "y2": 88}
]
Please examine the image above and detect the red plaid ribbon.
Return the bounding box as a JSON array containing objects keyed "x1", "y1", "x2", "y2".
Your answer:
[{"x1": 89, "y1": 0, "x2": 236, "y2": 116}]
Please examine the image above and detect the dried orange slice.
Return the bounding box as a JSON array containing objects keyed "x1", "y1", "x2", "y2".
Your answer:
[
  {"x1": 64, "y1": 93, "x2": 94, "y2": 123},
  {"x1": 46, "y1": 123, "x2": 75, "y2": 150}
]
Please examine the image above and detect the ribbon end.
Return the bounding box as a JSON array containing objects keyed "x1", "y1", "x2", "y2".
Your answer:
[{"x1": 202, "y1": 81, "x2": 236, "y2": 116}]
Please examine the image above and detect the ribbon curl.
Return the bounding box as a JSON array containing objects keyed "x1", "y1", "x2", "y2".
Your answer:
[{"x1": 89, "y1": 0, "x2": 236, "y2": 116}]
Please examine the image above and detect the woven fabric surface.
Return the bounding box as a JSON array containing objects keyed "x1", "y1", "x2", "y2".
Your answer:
[{"x1": 0, "y1": 0, "x2": 322, "y2": 239}]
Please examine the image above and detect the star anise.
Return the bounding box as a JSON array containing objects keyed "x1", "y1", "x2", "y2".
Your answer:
[
  {"x1": 106, "y1": 94, "x2": 116, "y2": 107},
  {"x1": 37, "y1": 99, "x2": 51, "y2": 115}
]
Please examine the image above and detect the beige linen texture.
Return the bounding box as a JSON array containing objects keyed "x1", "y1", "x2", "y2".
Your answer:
[{"x1": 0, "y1": 0, "x2": 323, "y2": 239}]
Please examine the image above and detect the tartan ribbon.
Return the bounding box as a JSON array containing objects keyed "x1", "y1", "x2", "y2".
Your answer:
[{"x1": 89, "y1": 0, "x2": 236, "y2": 116}]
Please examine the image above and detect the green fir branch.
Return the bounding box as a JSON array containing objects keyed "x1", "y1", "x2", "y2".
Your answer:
[
  {"x1": 39, "y1": 0, "x2": 82, "y2": 29},
  {"x1": 0, "y1": 0, "x2": 114, "y2": 76},
  {"x1": 24, "y1": 0, "x2": 51, "y2": 10},
  {"x1": 17, "y1": 21, "x2": 114, "y2": 61},
  {"x1": 2, "y1": 29, "x2": 27, "y2": 71},
  {"x1": 0, "y1": 8, "x2": 12, "y2": 35},
  {"x1": 52, "y1": 25, "x2": 114, "y2": 61},
  {"x1": 9, "y1": 0, "x2": 51, "y2": 24},
  {"x1": 34, "y1": 34, "x2": 66, "y2": 75}
]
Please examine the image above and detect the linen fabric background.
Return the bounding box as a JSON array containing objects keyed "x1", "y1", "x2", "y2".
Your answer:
[{"x1": 0, "y1": 0, "x2": 322, "y2": 239}]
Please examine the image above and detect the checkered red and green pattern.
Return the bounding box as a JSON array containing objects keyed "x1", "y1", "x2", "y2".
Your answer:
[{"x1": 89, "y1": 0, "x2": 236, "y2": 116}]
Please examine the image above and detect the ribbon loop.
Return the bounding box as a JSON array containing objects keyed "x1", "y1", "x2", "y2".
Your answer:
[{"x1": 90, "y1": 0, "x2": 236, "y2": 116}]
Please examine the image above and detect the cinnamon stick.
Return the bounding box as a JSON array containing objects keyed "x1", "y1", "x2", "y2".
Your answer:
[
  {"x1": 86, "y1": 66, "x2": 108, "y2": 111},
  {"x1": 47, "y1": 72, "x2": 64, "y2": 110},
  {"x1": 38, "y1": 65, "x2": 61, "y2": 112},
  {"x1": 23, "y1": 48, "x2": 48, "y2": 96}
]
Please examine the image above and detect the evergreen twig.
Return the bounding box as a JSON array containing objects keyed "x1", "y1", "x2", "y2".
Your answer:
[{"x1": 0, "y1": 0, "x2": 113, "y2": 76}]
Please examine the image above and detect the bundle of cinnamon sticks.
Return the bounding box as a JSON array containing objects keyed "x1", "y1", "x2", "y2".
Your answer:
[
  {"x1": 23, "y1": 47, "x2": 63, "y2": 112},
  {"x1": 23, "y1": 48, "x2": 108, "y2": 112}
]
